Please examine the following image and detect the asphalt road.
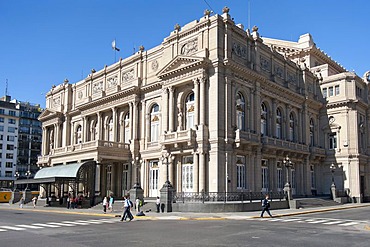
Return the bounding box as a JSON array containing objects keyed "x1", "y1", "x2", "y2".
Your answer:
[{"x1": 0, "y1": 207, "x2": 369, "y2": 247}]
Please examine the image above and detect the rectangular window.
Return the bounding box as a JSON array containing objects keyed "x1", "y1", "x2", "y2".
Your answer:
[
  {"x1": 8, "y1": 119, "x2": 16, "y2": 124},
  {"x1": 261, "y1": 160, "x2": 268, "y2": 192},
  {"x1": 329, "y1": 133, "x2": 337, "y2": 149},
  {"x1": 236, "y1": 156, "x2": 246, "y2": 189},
  {"x1": 322, "y1": 88, "x2": 327, "y2": 98},
  {"x1": 328, "y1": 87, "x2": 334, "y2": 97},
  {"x1": 8, "y1": 127, "x2": 16, "y2": 133},
  {"x1": 6, "y1": 144, "x2": 14, "y2": 150},
  {"x1": 0, "y1": 109, "x2": 4, "y2": 114},
  {"x1": 9, "y1": 110, "x2": 16, "y2": 116},
  {"x1": 7, "y1": 136, "x2": 15, "y2": 142},
  {"x1": 335, "y1": 85, "x2": 340, "y2": 95},
  {"x1": 0, "y1": 126, "x2": 3, "y2": 132},
  {"x1": 5, "y1": 171, "x2": 12, "y2": 177},
  {"x1": 0, "y1": 117, "x2": 4, "y2": 123},
  {"x1": 6, "y1": 162, "x2": 13, "y2": 168},
  {"x1": 6, "y1": 153, "x2": 13, "y2": 159},
  {"x1": 310, "y1": 165, "x2": 315, "y2": 189}
]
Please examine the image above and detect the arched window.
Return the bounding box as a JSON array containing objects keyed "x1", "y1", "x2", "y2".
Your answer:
[
  {"x1": 276, "y1": 108, "x2": 282, "y2": 139},
  {"x1": 309, "y1": 118, "x2": 314, "y2": 146},
  {"x1": 76, "y1": 125, "x2": 82, "y2": 144},
  {"x1": 236, "y1": 92, "x2": 245, "y2": 130},
  {"x1": 289, "y1": 113, "x2": 295, "y2": 141},
  {"x1": 186, "y1": 92, "x2": 195, "y2": 129},
  {"x1": 150, "y1": 104, "x2": 160, "y2": 142},
  {"x1": 124, "y1": 112, "x2": 130, "y2": 144},
  {"x1": 261, "y1": 103, "x2": 268, "y2": 136},
  {"x1": 108, "y1": 117, "x2": 114, "y2": 141}
]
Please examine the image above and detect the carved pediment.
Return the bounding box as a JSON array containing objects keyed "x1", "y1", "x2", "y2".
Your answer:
[
  {"x1": 38, "y1": 109, "x2": 63, "y2": 121},
  {"x1": 157, "y1": 55, "x2": 207, "y2": 79}
]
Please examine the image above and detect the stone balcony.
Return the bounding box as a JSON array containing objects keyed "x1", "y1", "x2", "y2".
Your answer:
[
  {"x1": 261, "y1": 136, "x2": 310, "y2": 154},
  {"x1": 38, "y1": 140, "x2": 131, "y2": 165},
  {"x1": 309, "y1": 146, "x2": 326, "y2": 159},
  {"x1": 235, "y1": 129, "x2": 260, "y2": 147},
  {"x1": 161, "y1": 129, "x2": 196, "y2": 146}
]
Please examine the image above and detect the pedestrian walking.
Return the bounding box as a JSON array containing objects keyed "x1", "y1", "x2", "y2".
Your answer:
[
  {"x1": 135, "y1": 197, "x2": 140, "y2": 214},
  {"x1": 260, "y1": 194, "x2": 273, "y2": 218},
  {"x1": 109, "y1": 195, "x2": 114, "y2": 212},
  {"x1": 156, "y1": 196, "x2": 160, "y2": 213},
  {"x1": 19, "y1": 197, "x2": 24, "y2": 208},
  {"x1": 32, "y1": 196, "x2": 37, "y2": 208},
  {"x1": 66, "y1": 194, "x2": 71, "y2": 209},
  {"x1": 102, "y1": 196, "x2": 108, "y2": 214},
  {"x1": 120, "y1": 195, "x2": 134, "y2": 222}
]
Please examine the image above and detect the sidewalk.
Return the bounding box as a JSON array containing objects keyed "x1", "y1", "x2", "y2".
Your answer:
[{"x1": 1, "y1": 202, "x2": 370, "y2": 221}]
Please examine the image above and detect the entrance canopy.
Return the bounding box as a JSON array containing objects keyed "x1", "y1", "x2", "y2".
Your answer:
[{"x1": 15, "y1": 161, "x2": 95, "y2": 185}]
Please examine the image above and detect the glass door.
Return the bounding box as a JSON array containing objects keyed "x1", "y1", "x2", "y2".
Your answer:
[{"x1": 149, "y1": 161, "x2": 159, "y2": 197}]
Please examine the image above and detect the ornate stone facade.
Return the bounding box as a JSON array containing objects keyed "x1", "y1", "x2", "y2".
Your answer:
[{"x1": 37, "y1": 9, "x2": 369, "y2": 203}]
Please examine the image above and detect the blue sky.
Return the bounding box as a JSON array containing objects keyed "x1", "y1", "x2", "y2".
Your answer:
[{"x1": 1, "y1": 0, "x2": 369, "y2": 108}]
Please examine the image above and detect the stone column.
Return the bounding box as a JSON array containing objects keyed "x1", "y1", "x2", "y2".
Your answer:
[
  {"x1": 129, "y1": 102, "x2": 134, "y2": 141},
  {"x1": 193, "y1": 152, "x2": 199, "y2": 193},
  {"x1": 272, "y1": 99, "x2": 277, "y2": 137},
  {"x1": 112, "y1": 107, "x2": 118, "y2": 142},
  {"x1": 162, "y1": 88, "x2": 169, "y2": 132},
  {"x1": 41, "y1": 127, "x2": 47, "y2": 155},
  {"x1": 97, "y1": 112, "x2": 103, "y2": 140},
  {"x1": 200, "y1": 77, "x2": 206, "y2": 125},
  {"x1": 145, "y1": 113, "x2": 150, "y2": 141},
  {"x1": 199, "y1": 152, "x2": 206, "y2": 192},
  {"x1": 168, "y1": 87, "x2": 175, "y2": 131},
  {"x1": 82, "y1": 117, "x2": 87, "y2": 143},
  {"x1": 193, "y1": 79, "x2": 199, "y2": 126},
  {"x1": 141, "y1": 100, "x2": 146, "y2": 145}
]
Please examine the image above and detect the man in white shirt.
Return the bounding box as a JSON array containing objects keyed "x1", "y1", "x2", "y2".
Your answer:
[{"x1": 120, "y1": 195, "x2": 134, "y2": 222}]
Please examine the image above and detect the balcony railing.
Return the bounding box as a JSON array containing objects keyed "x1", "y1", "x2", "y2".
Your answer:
[
  {"x1": 162, "y1": 129, "x2": 196, "y2": 145},
  {"x1": 44, "y1": 140, "x2": 130, "y2": 157},
  {"x1": 235, "y1": 129, "x2": 260, "y2": 147},
  {"x1": 174, "y1": 191, "x2": 285, "y2": 203},
  {"x1": 262, "y1": 136, "x2": 309, "y2": 153}
]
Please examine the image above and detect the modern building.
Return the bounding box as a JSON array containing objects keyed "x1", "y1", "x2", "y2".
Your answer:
[
  {"x1": 12, "y1": 99, "x2": 43, "y2": 190},
  {"x1": 0, "y1": 95, "x2": 20, "y2": 189},
  {"x1": 36, "y1": 7, "x2": 369, "y2": 206},
  {"x1": 0, "y1": 95, "x2": 43, "y2": 190}
]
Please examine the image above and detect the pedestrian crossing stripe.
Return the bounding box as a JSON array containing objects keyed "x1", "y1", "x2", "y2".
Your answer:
[
  {"x1": 0, "y1": 219, "x2": 118, "y2": 233},
  {"x1": 258, "y1": 217, "x2": 361, "y2": 227}
]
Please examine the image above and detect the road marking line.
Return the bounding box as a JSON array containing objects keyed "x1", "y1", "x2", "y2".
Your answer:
[
  {"x1": 16, "y1": 225, "x2": 44, "y2": 229},
  {"x1": 75, "y1": 220, "x2": 104, "y2": 224},
  {"x1": 32, "y1": 223, "x2": 61, "y2": 228},
  {"x1": 47, "y1": 222, "x2": 76, "y2": 226},
  {"x1": 0, "y1": 229, "x2": 7, "y2": 232},
  {"x1": 307, "y1": 220, "x2": 330, "y2": 224},
  {"x1": 338, "y1": 222, "x2": 359, "y2": 226},
  {"x1": 62, "y1": 221, "x2": 90, "y2": 225},
  {"x1": 281, "y1": 218, "x2": 301, "y2": 222},
  {"x1": 323, "y1": 221, "x2": 344, "y2": 225},
  {"x1": 0, "y1": 226, "x2": 26, "y2": 231}
]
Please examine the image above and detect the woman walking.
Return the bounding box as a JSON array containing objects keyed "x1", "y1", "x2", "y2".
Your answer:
[{"x1": 102, "y1": 196, "x2": 108, "y2": 214}]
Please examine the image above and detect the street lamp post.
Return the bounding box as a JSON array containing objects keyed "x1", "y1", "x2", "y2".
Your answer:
[
  {"x1": 161, "y1": 152, "x2": 173, "y2": 188},
  {"x1": 13, "y1": 171, "x2": 20, "y2": 191},
  {"x1": 329, "y1": 163, "x2": 336, "y2": 187},
  {"x1": 132, "y1": 157, "x2": 143, "y2": 189},
  {"x1": 160, "y1": 152, "x2": 176, "y2": 213},
  {"x1": 10, "y1": 171, "x2": 20, "y2": 204},
  {"x1": 25, "y1": 170, "x2": 32, "y2": 190},
  {"x1": 329, "y1": 163, "x2": 337, "y2": 200},
  {"x1": 283, "y1": 156, "x2": 293, "y2": 201},
  {"x1": 129, "y1": 156, "x2": 144, "y2": 204}
]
